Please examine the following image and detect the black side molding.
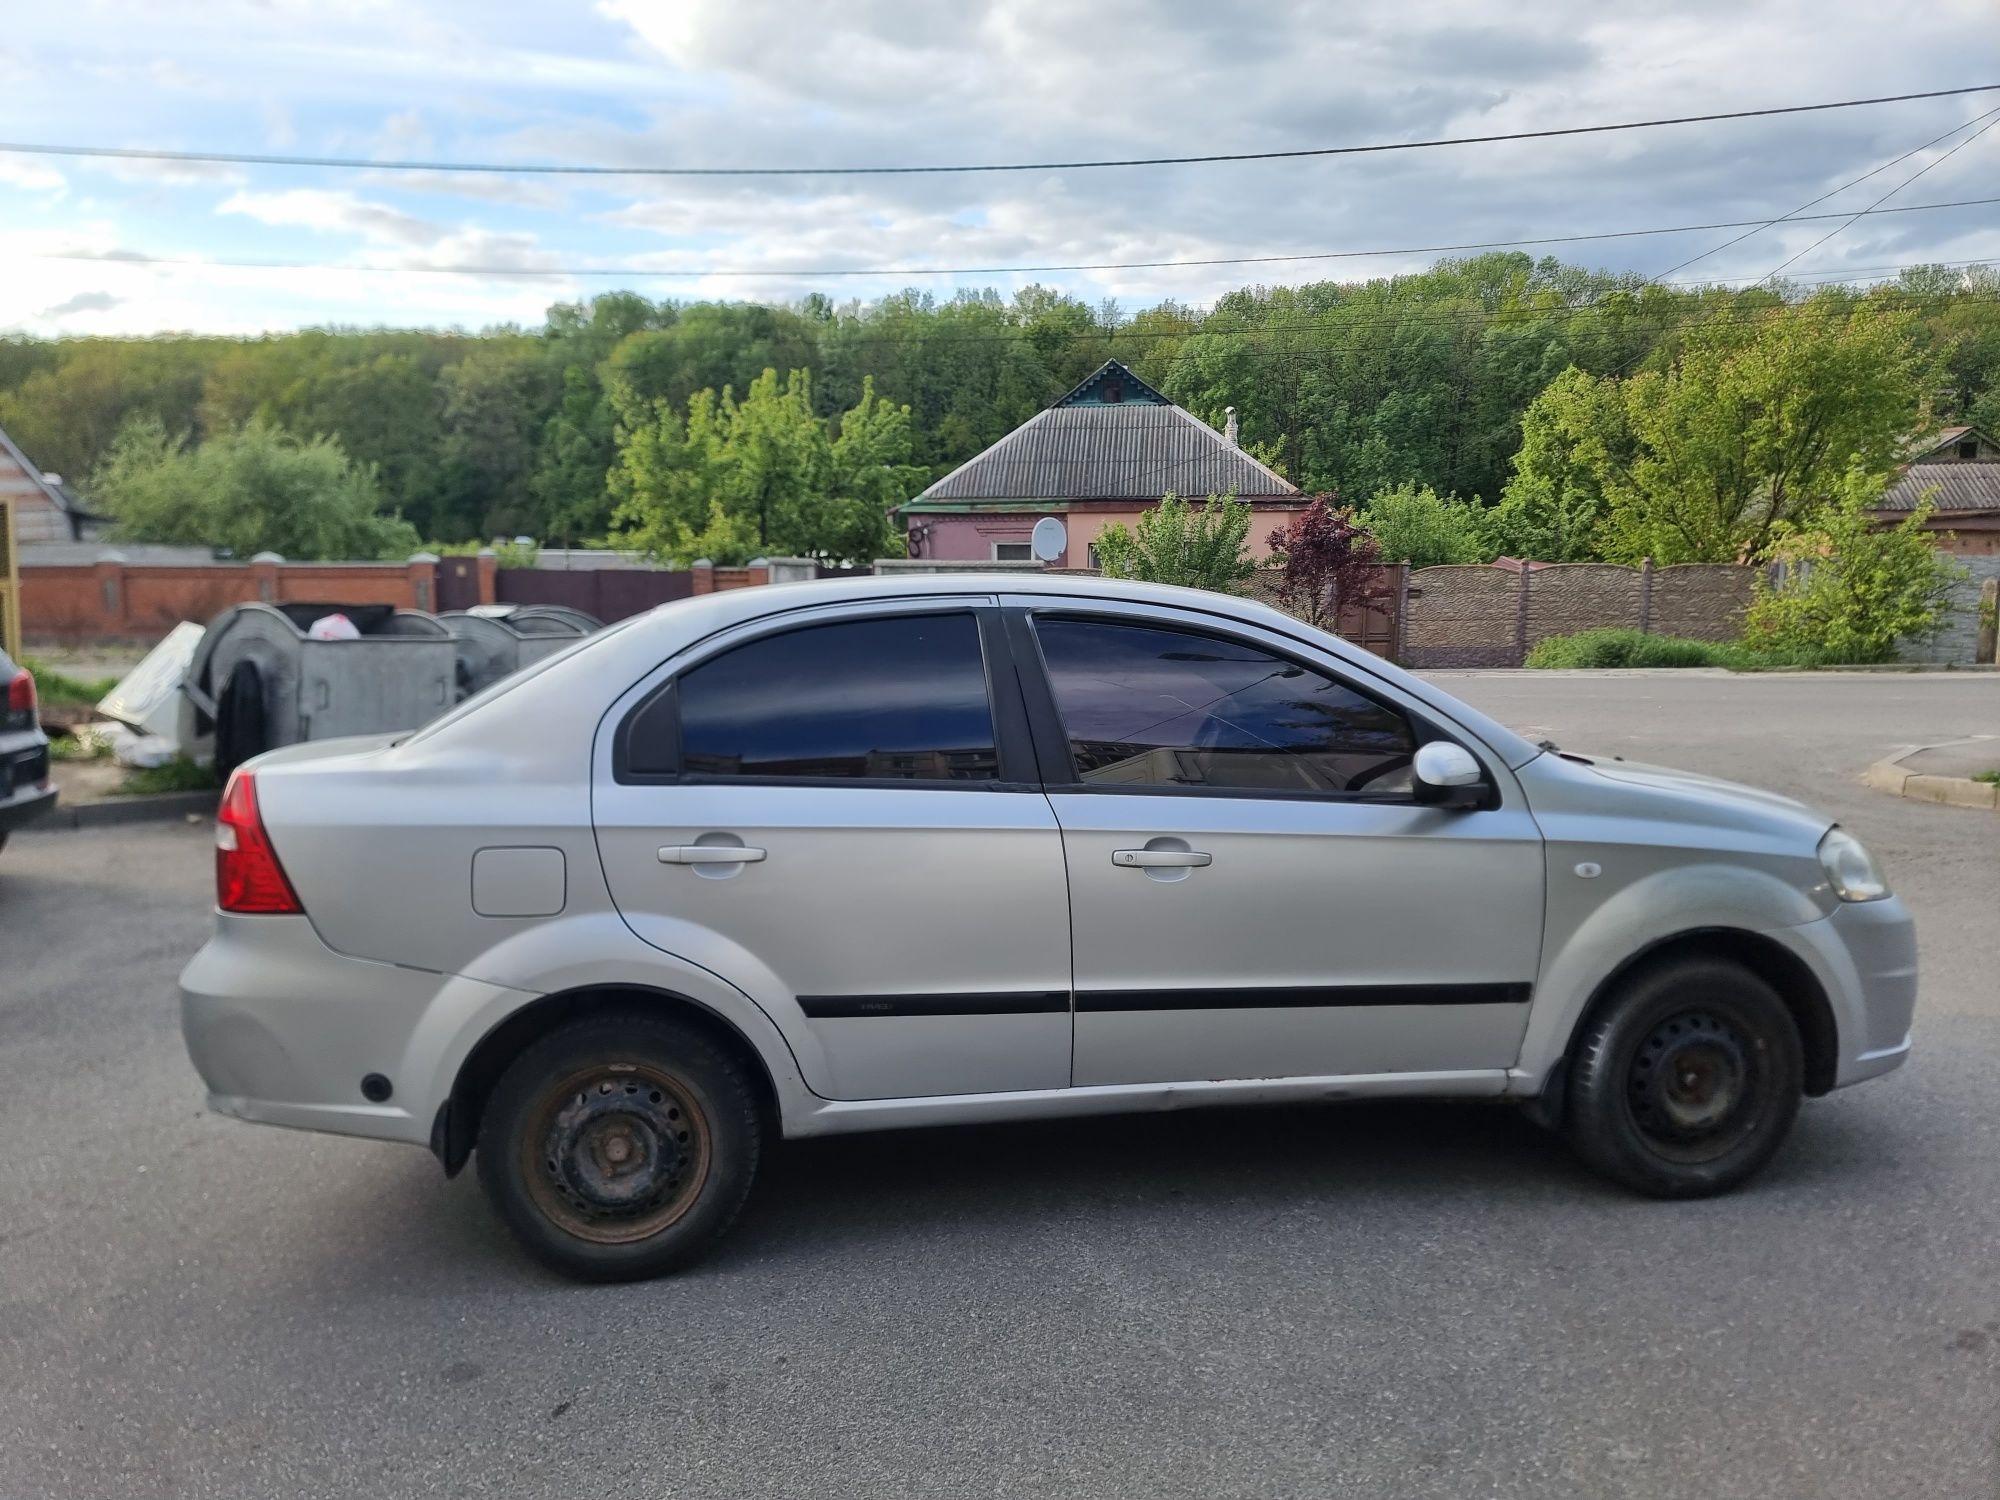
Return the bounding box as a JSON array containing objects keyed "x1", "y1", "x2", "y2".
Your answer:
[
  {"x1": 1076, "y1": 983, "x2": 1532, "y2": 1013},
  {"x1": 800, "y1": 991, "x2": 1071, "y2": 1019}
]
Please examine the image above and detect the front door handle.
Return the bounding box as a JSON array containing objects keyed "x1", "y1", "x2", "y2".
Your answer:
[
  {"x1": 1113, "y1": 848, "x2": 1212, "y2": 869},
  {"x1": 659, "y1": 845, "x2": 768, "y2": 865}
]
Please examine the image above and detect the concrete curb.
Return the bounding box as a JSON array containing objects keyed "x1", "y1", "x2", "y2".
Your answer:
[
  {"x1": 1862, "y1": 738, "x2": 2000, "y2": 812},
  {"x1": 32, "y1": 789, "x2": 220, "y2": 831}
]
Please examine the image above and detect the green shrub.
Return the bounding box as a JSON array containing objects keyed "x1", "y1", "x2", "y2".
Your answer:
[
  {"x1": 1741, "y1": 472, "x2": 1963, "y2": 663},
  {"x1": 1524, "y1": 628, "x2": 1751, "y2": 669},
  {"x1": 117, "y1": 757, "x2": 221, "y2": 796}
]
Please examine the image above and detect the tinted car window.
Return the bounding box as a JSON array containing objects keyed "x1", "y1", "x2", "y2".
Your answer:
[
  {"x1": 1034, "y1": 617, "x2": 1416, "y2": 794},
  {"x1": 673, "y1": 613, "x2": 999, "y2": 781}
]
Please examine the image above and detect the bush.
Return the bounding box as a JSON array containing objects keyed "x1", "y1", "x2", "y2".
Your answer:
[
  {"x1": 1525, "y1": 628, "x2": 1752, "y2": 669},
  {"x1": 1093, "y1": 490, "x2": 1256, "y2": 593},
  {"x1": 1741, "y1": 470, "x2": 1963, "y2": 663},
  {"x1": 1360, "y1": 481, "x2": 1489, "y2": 568}
]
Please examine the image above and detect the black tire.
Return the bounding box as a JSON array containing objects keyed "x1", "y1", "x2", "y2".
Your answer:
[
  {"x1": 1563, "y1": 957, "x2": 1803, "y2": 1198},
  {"x1": 476, "y1": 1011, "x2": 763, "y2": 1281},
  {"x1": 213, "y1": 661, "x2": 268, "y2": 778}
]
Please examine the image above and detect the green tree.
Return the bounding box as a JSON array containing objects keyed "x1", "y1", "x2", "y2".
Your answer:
[
  {"x1": 1485, "y1": 365, "x2": 1624, "y2": 560},
  {"x1": 1092, "y1": 491, "x2": 1256, "y2": 593},
  {"x1": 1523, "y1": 299, "x2": 1934, "y2": 564},
  {"x1": 1361, "y1": 481, "x2": 1489, "y2": 567},
  {"x1": 610, "y1": 368, "x2": 914, "y2": 566},
  {"x1": 91, "y1": 415, "x2": 419, "y2": 560},
  {"x1": 1741, "y1": 468, "x2": 1964, "y2": 663}
]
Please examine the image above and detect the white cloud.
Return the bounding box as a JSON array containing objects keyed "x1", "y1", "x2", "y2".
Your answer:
[
  {"x1": 0, "y1": 158, "x2": 67, "y2": 195},
  {"x1": 218, "y1": 187, "x2": 444, "y2": 247}
]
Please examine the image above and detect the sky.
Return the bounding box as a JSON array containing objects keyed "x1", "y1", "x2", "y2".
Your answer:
[{"x1": 1, "y1": 0, "x2": 1997, "y2": 337}]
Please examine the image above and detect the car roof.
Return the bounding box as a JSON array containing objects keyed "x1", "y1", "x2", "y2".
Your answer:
[{"x1": 413, "y1": 570, "x2": 1541, "y2": 772}]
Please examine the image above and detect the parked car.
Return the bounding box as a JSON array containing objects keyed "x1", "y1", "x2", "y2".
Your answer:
[
  {"x1": 0, "y1": 649, "x2": 57, "y2": 851},
  {"x1": 179, "y1": 576, "x2": 1916, "y2": 1281}
]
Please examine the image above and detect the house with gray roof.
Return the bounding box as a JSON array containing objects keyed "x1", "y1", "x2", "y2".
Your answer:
[
  {"x1": 0, "y1": 424, "x2": 86, "y2": 546},
  {"x1": 895, "y1": 360, "x2": 1302, "y2": 567},
  {"x1": 1873, "y1": 424, "x2": 2000, "y2": 555}
]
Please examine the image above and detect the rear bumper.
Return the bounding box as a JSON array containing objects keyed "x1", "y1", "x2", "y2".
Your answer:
[
  {"x1": 0, "y1": 781, "x2": 57, "y2": 833},
  {"x1": 179, "y1": 913, "x2": 526, "y2": 1148}
]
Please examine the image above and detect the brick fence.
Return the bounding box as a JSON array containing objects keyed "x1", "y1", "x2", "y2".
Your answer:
[
  {"x1": 20, "y1": 551, "x2": 824, "y2": 644},
  {"x1": 1402, "y1": 562, "x2": 1761, "y2": 668},
  {"x1": 22, "y1": 554, "x2": 447, "y2": 644}
]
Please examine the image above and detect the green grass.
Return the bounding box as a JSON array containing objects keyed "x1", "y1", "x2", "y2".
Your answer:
[
  {"x1": 1522, "y1": 628, "x2": 1861, "y2": 671},
  {"x1": 23, "y1": 659, "x2": 120, "y2": 707},
  {"x1": 1524, "y1": 629, "x2": 1758, "y2": 670},
  {"x1": 116, "y1": 758, "x2": 221, "y2": 796},
  {"x1": 1973, "y1": 769, "x2": 2000, "y2": 786},
  {"x1": 47, "y1": 734, "x2": 111, "y2": 763}
]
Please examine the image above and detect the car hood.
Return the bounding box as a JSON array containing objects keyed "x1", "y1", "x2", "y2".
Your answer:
[{"x1": 1519, "y1": 749, "x2": 1834, "y2": 852}]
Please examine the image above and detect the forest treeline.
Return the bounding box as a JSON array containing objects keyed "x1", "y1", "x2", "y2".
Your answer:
[{"x1": 2, "y1": 253, "x2": 1995, "y2": 557}]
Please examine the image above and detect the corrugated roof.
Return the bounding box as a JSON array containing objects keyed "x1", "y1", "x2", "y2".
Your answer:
[
  {"x1": 1876, "y1": 461, "x2": 2000, "y2": 513},
  {"x1": 903, "y1": 404, "x2": 1297, "y2": 509}
]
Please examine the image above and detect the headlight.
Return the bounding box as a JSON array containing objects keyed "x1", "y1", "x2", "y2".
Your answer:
[{"x1": 1818, "y1": 827, "x2": 1890, "y2": 902}]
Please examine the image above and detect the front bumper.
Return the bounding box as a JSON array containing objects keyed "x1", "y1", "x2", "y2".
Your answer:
[
  {"x1": 1800, "y1": 894, "x2": 1918, "y2": 1088},
  {"x1": 179, "y1": 913, "x2": 526, "y2": 1148}
]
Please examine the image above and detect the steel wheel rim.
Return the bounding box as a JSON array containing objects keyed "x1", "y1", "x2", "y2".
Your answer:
[
  {"x1": 1624, "y1": 1008, "x2": 1764, "y2": 1164},
  {"x1": 521, "y1": 1063, "x2": 713, "y2": 1245}
]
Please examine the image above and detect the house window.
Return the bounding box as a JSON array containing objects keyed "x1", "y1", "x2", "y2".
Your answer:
[
  {"x1": 993, "y1": 542, "x2": 1034, "y2": 561},
  {"x1": 1959, "y1": 440, "x2": 1980, "y2": 461},
  {"x1": 1086, "y1": 543, "x2": 1102, "y2": 570}
]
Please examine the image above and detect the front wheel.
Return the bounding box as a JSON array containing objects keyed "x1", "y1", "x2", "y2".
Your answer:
[
  {"x1": 476, "y1": 1012, "x2": 764, "y2": 1280},
  {"x1": 1563, "y1": 957, "x2": 1804, "y2": 1198}
]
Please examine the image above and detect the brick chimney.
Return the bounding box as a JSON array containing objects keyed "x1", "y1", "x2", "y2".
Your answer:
[{"x1": 1223, "y1": 406, "x2": 1239, "y2": 447}]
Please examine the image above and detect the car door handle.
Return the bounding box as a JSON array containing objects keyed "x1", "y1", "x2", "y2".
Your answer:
[
  {"x1": 1112, "y1": 848, "x2": 1212, "y2": 869},
  {"x1": 658, "y1": 845, "x2": 768, "y2": 865}
]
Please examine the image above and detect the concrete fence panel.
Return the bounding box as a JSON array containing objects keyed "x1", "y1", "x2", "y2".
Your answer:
[
  {"x1": 1648, "y1": 564, "x2": 1758, "y2": 642},
  {"x1": 1405, "y1": 565, "x2": 1523, "y2": 668},
  {"x1": 1523, "y1": 564, "x2": 1645, "y2": 648}
]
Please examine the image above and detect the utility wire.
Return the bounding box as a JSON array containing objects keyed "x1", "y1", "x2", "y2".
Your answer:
[
  {"x1": 1758, "y1": 111, "x2": 2000, "y2": 281},
  {"x1": 24, "y1": 194, "x2": 2000, "y2": 282},
  {"x1": 3, "y1": 86, "x2": 1997, "y2": 178},
  {"x1": 1649, "y1": 106, "x2": 2000, "y2": 283}
]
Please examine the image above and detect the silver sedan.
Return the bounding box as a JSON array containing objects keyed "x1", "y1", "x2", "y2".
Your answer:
[{"x1": 180, "y1": 575, "x2": 1916, "y2": 1280}]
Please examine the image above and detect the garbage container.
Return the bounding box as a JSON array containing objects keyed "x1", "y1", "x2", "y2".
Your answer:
[
  {"x1": 441, "y1": 605, "x2": 602, "y2": 696},
  {"x1": 182, "y1": 602, "x2": 458, "y2": 775}
]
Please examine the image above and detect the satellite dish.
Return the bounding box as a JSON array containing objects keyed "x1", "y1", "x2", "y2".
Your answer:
[{"x1": 1030, "y1": 516, "x2": 1067, "y2": 564}]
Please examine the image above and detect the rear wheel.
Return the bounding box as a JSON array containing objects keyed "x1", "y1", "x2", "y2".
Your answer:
[
  {"x1": 476, "y1": 1012, "x2": 763, "y2": 1281},
  {"x1": 1563, "y1": 957, "x2": 1803, "y2": 1198}
]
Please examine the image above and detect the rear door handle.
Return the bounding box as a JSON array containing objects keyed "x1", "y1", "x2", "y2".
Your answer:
[
  {"x1": 1112, "y1": 849, "x2": 1212, "y2": 868},
  {"x1": 658, "y1": 845, "x2": 768, "y2": 865}
]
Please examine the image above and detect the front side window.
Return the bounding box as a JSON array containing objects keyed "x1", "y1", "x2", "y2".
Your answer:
[
  {"x1": 662, "y1": 613, "x2": 999, "y2": 781},
  {"x1": 1034, "y1": 617, "x2": 1416, "y2": 795}
]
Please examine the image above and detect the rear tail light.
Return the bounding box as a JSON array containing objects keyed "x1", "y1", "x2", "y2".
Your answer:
[
  {"x1": 215, "y1": 769, "x2": 302, "y2": 914},
  {"x1": 5, "y1": 669, "x2": 33, "y2": 716}
]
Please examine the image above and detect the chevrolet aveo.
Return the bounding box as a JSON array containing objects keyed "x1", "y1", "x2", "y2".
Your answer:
[{"x1": 180, "y1": 575, "x2": 1916, "y2": 1281}]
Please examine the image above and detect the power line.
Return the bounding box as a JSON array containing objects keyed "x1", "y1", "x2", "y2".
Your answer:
[
  {"x1": 4, "y1": 86, "x2": 1998, "y2": 179},
  {"x1": 1649, "y1": 106, "x2": 2000, "y2": 283},
  {"x1": 1759, "y1": 111, "x2": 2000, "y2": 281},
  {"x1": 25, "y1": 194, "x2": 2000, "y2": 282}
]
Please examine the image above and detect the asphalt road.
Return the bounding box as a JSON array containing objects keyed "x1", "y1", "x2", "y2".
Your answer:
[{"x1": 2, "y1": 672, "x2": 1996, "y2": 1500}]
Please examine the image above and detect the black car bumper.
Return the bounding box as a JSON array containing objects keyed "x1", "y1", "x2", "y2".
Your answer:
[{"x1": 0, "y1": 782, "x2": 58, "y2": 833}]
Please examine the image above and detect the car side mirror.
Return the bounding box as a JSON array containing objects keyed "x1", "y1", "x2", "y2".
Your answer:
[{"x1": 1413, "y1": 741, "x2": 1486, "y2": 809}]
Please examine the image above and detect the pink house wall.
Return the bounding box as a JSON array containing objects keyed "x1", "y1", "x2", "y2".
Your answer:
[{"x1": 917, "y1": 506, "x2": 1301, "y2": 568}]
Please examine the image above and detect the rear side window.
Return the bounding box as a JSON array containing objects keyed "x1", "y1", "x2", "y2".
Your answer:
[
  {"x1": 632, "y1": 612, "x2": 1000, "y2": 782},
  {"x1": 1033, "y1": 617, "x2": 1416, "y2": 795}
]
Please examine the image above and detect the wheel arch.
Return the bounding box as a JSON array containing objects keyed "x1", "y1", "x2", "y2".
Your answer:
[
  {"x1": 1531, "y1": 926, "x2": 1839, "y2": 1126},
  {"x1": 430, "y1": 984, "x2": 784, "y2": 1177}
]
